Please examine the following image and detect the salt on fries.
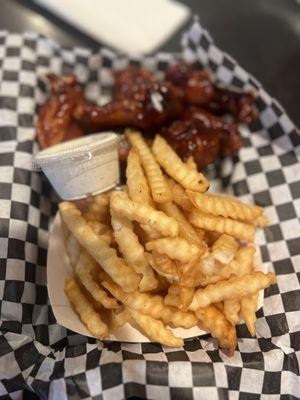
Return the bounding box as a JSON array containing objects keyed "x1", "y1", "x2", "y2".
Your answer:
[{"x1": 61, "y1": 131, "x2": 276, "y2": 353}]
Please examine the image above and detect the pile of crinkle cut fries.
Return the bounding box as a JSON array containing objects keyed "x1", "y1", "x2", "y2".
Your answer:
[{"x1": 59, "y1": 129, "x2": 276, "y2": 354}]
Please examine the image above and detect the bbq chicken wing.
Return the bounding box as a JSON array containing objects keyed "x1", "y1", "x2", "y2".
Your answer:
[
  {"x1": 73, "y1": 66, "x2": 183, "y2": 131},
  {"x1": 36, "y1": 74, "x2": 84, "y2": 149}
]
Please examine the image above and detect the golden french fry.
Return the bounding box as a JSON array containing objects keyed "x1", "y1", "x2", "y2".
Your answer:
[
  {"x1": 189, "y1": 272, "x2": 276, "y2": 310},
  {"x1": 88, "y1": 221, "x2": 114, "y2": 245},
  {"x1": 186, "y1": 155, "x2": 197, "y2": 171},
  {"x1": 146, "y1": 237, "x2": 200, "y2": 264},
  {"x1": 128, "y1": 308, "x2": 183, "y2": 347},
  {"x1": 213, "y1": 302, "x2": 223, "y2": 312},
  {"x1": 75, "y1": 252, "x2": 119, "y2": 309},
  {"x1": 252, "y1": 214, "x2": 269, "y2": 227},
  {"x1": 240, "y1": 292, "x2": 258, "y2": 337},
  {"x1": 186, "y1": 190, "x2": 263, "y2": 222},
  {"x1": 59, "y1": 202, "x2": 141, "y2": 292},
  {"x1": 110, "y1": 191, "x2": 178, "y2": 237},
  {"x1": 66, "y1": 234, "x2": 81, "y2": 268},
  {"x1": 223, "y1": 298, "x2": 240, "y2": 326},
  {"x1": 166, "y1": 177, "x2": 194, "y2": 212},
  {"x1": 126, "y1": 129, "x2": 172, "y2": 203},
  {"x1": 164, "y1": 284, "x2": 194, "y2": 311},
  {"x1": 110, "y1": 210, "x2": 157, "y2": 291},
  {"x1": 189, "y1": 208, "x2": 255, "y2": 242},
  {"x1": 65, "y1": 277, "x2": 108, "y2": 338},
  {"x1": 82, "y1": 197, "x2": 110, "y2": 223},
  {"x1": 152, "y1": 135, "x2": 209, "y2": 192},
  {"x1": 126, "y1": 149, "x2": 154, "y2": 206},
  {"x1": 178, "y1": 263, "x2": 205, "y2": 288},
  {"x1": 212, "y1": 234, "x2": 238, "y2": 264},
  {"x1": 102, "y1": 280, "x2": 198, "y2": 329},
  {"x1": 199, "y1": 246, "x2": 255, "y2": 286},
  {"x1": 195, "y1": 306, "x2": 237, "y2": 352},
  {"x1": 159, "y1": 201, "x2": 206, "y2": 247},
  {"x1": 110, "y1": 307, "x2": 131, "y2": 329},
  {"x1": 147, "y1": 252, "x2": 179, "y2": 282}
]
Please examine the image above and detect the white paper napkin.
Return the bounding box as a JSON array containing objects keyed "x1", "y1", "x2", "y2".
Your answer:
[{"x1": 34, "y1": 0, "x2": 191, "y2": 54}]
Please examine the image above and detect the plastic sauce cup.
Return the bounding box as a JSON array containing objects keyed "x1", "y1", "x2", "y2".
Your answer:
[{"x1": 33, "y1": 133, "x2": 120, "y2": 200}]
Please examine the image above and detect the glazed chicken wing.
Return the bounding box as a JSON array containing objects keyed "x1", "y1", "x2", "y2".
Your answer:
[
  {"x1": 73, "y1": 67, "x2": 183, "y2": 131},
  {"x1": 161, "y1": 106, "x2": 242, "y2": 170},
  {"x1": 36, "y1": 74, "x2": 84, "y2": 149}
]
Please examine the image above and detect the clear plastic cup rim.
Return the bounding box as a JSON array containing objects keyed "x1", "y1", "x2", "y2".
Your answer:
[{"x1": 33, "y1": 132, "x2": 120, "y2": 169}]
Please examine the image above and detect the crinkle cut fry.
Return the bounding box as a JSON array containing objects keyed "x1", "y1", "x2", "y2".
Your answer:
[
  {"x1": 164, "y1": 284, "x2": 194, "y2": 311},
  {"x1": 186, "y1": 155, "x2": 197, "y2": 171},
  {"x1": 240, "y1": 292, "x2": 259, "y2": 337},
  {"x1": 110, "y1": 307, "x2": 131, "y2": 329},
  {"x1": 186, "y1": 190, "x2": 263, "y2": 222},
  {"x1": 212, "y1": 233, "x2": 238, "y2": 264},
  {"x1": 146, "y1": 237, "x2": 200, "y2": 264},
  {"x1": 152, "y1": 135, "x2": 209, "y2": 192},
  {"x1": 65, "y1": 277, "x2": 108, "y2": 338},
  {"x1": 195, "y1": 306, "x2": 237, "y2": 352},
  {"x1": 188, "y1": 208, "x2": 255, "y2": 242},
  {"x1": 101, "y1": 280, "x2": 198, "y2": 329},
  {"x1": 128, "y1": 308, "x2": 183, "y2": 347},
  {"x1": 159, "y1": 201, "x2": 205, "y2": 247},
  {"x1": 166, "y1": 177, "x2": 194, "y2": 212},
  {"x1": 199, "y1": 245, "x2": 255, "y2": 286},
  {"x1": 189, "y1": 272, "x2": 276, "y2": 310},
  {"x1": 223, "y1": 298, "x2": 240, "y2": 326},
  {"x1": 110, "y1": 191, "x2": 178, "y2": 237},
  {"x1": 126, "y1": 148, "x2": 154, "y2": 207},
  {"x1": 59, "y1": 201, "x2": 141, "y2": 292},
  {"x1": 75, "y1": 252, "x2": 119, "y2": 309},
  {"x1": 126, "y1": 129, "x2": 172, "y2": 203},
  {"x1": 110, "y1": 209, "x2": 157, "y2": 291}
]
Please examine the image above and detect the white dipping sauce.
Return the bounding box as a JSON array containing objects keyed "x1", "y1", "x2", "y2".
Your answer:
[{"x1": 33, "y1": 133, "x2": 120, "y2": 200}]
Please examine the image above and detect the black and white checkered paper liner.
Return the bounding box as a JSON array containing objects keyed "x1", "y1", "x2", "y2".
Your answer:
[{"x1": 0, "y1": 19, "x2": 299, "y2": 400}]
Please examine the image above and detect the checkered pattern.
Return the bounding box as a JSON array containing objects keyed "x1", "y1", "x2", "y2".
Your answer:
[{"x1": 0, "y1": 19, "x2": 299, "y2": 399}]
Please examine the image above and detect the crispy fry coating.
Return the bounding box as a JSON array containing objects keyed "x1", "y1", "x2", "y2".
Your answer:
[
  {"x1": 65, "y1": 277, "x2": 108, "y2": 338},
  {"x1": 147, "y1": 252, "x2": 178, "y2": 282},
  {"x1": 126, "y1": 129, "x2": 172, "y2": 203},
  {"x1": 195, "y1": 306, "x2": 237, "y2": 352},
  {"x1": 164, "y1": 284, "x2": 194, "y2": 311},
  {"x1": 186, "y1": 155, "x2": 197, "y2": 171},
  {"x1": 240, "y1": 292, "x2": 258, "y2": 336},
  {"x1": 75, "y1": 252, "x2": 119, "y2": 309},
  {"x1": 66, "y1": 234, "x2": 81, "y2": 268},
  {"x1": 88, "y1": 221, "x2": 114, "y2": 245},
  {"x1": 102, "y1": 280, "x2": 198, "y2": 329},
  {"x1": 110, "y1": 191, "x2": 178, "y2": 237},
  {"x1": 166, "y1": 177, "x2": 194, "y2": 212},
  {"x1": 59, "y1": 201, "x2": 141, "y2": 292},
  {"x1": 253, "y1": 214, "x2": 269, "y2": 227},
  {"x1": 110, "y1": 210, "x2": 157, "y2": 291},
  {"x1": 128, "y1": 308, "x2": 183, "y2": 347},
  {"x1": 110, "y1": 307, "x2": 131, "y2": 329},
  {"x1": 189, "y1": 272, "x2": 276, "y2": 310},
  {"x1": 126, "y1": 149, "x2": 154, "y2": 206},
  {"x1": 200, "y1": 246, "x2": 255, "y2": 286},
  {"x1": 189, "y1": 208, "x2": 255, "y2": 242},
  {"x1": 186, "y1": 191, "x2": 263, "y2": 222},
  {"x1": 223, "y1": 298, "x2": 240, "y2": 326},
  {"x1": 212, "y1": 234, "x2": 238, "y2": 264},
  {"x1": 159, "y1": 201, "x2": 205, "y2": 247},
  {"x1": 126, "y1": 149, "x2": 159, "y2": 238},
  {"x1": 152, "y1": 135, "x2": 209, "y2": 192},
  {"x1": 146, "y1": 237, "x2": 200, "y2": 264}
]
